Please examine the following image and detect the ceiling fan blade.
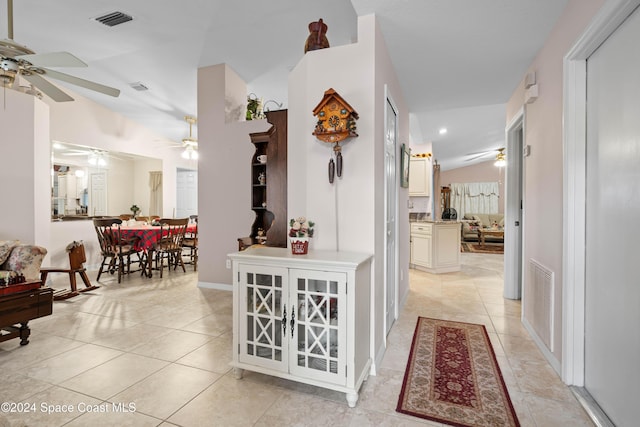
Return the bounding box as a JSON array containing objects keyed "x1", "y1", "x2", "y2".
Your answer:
[
  {"x1": 21, "y1": 72, "x2": 74, "y2": 102},
  {"x1": 465, "y1": 152, "x2": 493, "y2": 162},
  {"x1": 42, "y1": 68, "x2": 120, "y2": 97},
  {"x1": 16, "y1": 51, "x2": 87, "y2": 68}
]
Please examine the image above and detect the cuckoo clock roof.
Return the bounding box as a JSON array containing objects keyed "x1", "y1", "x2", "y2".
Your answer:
[{"x1": 312, "y1": 88, "x2": 359, "y2": 119}]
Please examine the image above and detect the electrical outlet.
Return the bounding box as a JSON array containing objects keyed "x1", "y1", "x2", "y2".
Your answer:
[{"x1": 226, "y1": 259, "x2": 231, "y2": 269}]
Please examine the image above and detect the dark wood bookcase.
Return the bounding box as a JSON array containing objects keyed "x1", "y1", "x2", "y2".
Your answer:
[{"x1": 240, "y1": 109, "x2": 288, "y2": 249}]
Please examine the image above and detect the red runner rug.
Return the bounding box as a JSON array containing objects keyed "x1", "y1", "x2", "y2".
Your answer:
[{"x1": 396, "y1": 317, "x2": 520, "y2": 427}]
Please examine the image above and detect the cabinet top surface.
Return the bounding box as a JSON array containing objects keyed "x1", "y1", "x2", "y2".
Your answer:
[{"x1": 228, "y1": 246, "x2": 372, "y2": 268}]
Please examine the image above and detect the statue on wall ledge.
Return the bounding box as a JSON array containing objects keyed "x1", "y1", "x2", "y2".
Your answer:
[{"x1": 304, "y1": 18, "x2": 330, "y2": 53}]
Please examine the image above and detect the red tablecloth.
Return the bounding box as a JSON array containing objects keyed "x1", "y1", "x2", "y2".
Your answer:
[{"x1": 119, "y1": 224, "x2": 196, "y2": 251}]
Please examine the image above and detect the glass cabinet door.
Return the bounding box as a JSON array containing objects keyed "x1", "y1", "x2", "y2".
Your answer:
[
  {"x1": 238, "y1": 265, "x2": 288, "y2": 371},
  {"x1": 289, "y1": 269, "x2": 347, "y2": 385}
]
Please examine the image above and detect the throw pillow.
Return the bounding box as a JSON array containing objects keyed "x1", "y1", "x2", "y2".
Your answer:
[
  {"x1": 0, "y1": 240, "x2": 19, "y2": 266},
  {"x1": 5, "y1": 245, "x2": 48, "y2": 281},
  {"x1": 472, "y1": 215, "x2": 483, "y2": 225}
]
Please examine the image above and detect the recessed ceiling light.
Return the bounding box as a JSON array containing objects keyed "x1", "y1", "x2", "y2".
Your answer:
[{"x1": 439, "y1": 128, "x2": 447, "y2": 135}]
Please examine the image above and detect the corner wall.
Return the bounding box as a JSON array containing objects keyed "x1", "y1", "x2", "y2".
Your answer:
[
  {"x1": 197, "y1": 64, "x2": 271, "y2": 287},
  {"x1": 506, "y1": 0, "x2": 605, "y2": 368},
  {"x1": 288, "y1": 14, "x2": 410, "y2": 370}
]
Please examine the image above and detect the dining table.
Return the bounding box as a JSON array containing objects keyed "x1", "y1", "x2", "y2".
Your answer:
[{"x1": 119, "y1": 222, "x2": 197, "y2": 278}]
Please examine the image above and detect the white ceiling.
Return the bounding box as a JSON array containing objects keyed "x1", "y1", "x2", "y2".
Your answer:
[{"x1": 1, "y1": 0, "x2": 568, "y2": 171}]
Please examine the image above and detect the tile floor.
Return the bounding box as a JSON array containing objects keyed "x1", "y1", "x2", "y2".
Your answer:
[{"x1": 0, "y1": 252, "x2": 594, "y2": 426}]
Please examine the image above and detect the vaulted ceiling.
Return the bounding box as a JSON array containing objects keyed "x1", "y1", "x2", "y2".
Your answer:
[{"x1": 1, "y1": 0, "x2": 568, "y2": 170}]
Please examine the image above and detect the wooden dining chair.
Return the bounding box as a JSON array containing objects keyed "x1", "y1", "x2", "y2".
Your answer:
[
  {"x1": 153, "y1": 218, "x2": 189, "y2": 278},
  {"x1": 182, "y1": 215, "x2": 198, "y2": 271},
  {"x1": 93, "y1": 218, "x2": 143, "y2": 283},
  {"x1": 119, "y1": 214, "x2": 133, "y2": 221}
]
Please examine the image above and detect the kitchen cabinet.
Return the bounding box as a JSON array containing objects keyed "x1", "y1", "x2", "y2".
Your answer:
[
  {"x1": 228, "y1": 246, "x2": 372, "y2": 407},
  {"x1": 409, "y1": 158, "x2": 431, "y2": 196},
  {"x1": 410, "y1": 221, "x2": 461, "y2": 273}
]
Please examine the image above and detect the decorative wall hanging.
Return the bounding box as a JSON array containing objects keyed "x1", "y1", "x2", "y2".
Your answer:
[
  {"x1": 304, "y1": 18, "x2": 330, "y2": 53},
  {"x1": 312, "y1": 88, "x2": 359, "y2": 183}
]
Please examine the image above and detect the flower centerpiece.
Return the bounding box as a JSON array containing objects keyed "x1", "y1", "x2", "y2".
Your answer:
[
  {"x1": 289, "y1": 217, "x2": 314, "y2": 254},
  {"x1": 130, "y1": 204, "x2": 140, "y2": 219}
]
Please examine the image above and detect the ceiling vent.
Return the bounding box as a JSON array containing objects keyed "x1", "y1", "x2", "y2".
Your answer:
[
  {"x1": 95, "y1": 11, "x2": 133, "y2": 27},
  {"x1": 129, "y1": 81, "x2": 149, "y2": 91}
]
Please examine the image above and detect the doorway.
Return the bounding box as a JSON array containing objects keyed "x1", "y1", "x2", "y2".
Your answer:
[
  {"x1": 504, "y1": 111, "x2": 524, "y2": 300},
  {"x1": 89, "y1": 172, "x2": 107, "y2": 217},
  {"x1": 384, "y1": 88, "x2": 399, "y2": 335},
  {"x1": 564, "y1": 1, "x2": 640, "y2": 425},
  {"x1": 176, "y1": 168, "x2": 198, "y2": 218}
]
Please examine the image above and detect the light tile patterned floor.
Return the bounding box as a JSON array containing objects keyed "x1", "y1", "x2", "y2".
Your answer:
[{"x1": 0, "y1": 253, "x2": 593, "y2": 426}]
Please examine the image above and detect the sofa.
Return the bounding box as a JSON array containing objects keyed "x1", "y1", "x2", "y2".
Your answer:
[
  {"x1": 460, "y1": 213, "x2": 505, "y2": 242},
  {"x1": 0, "y1": 240, "x2": 48, "y2": 283}
]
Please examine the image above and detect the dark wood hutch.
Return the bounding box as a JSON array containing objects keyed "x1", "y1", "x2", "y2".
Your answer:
[{"x1": 238, "y1": 110, "x2": 288, "y2": 250}]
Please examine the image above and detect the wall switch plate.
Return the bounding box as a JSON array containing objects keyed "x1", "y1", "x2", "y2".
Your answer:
[{"x1": 226, "y1": 259, "x2": 231, "y2": 269}]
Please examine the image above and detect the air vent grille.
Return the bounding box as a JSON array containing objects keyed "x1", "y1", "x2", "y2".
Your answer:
[
  {"x1": 129, "y1": 81, "x2": 149, "y2": 92},
  {"x1": 95, "y1": 11, "x2": 133, "y2": 27}
]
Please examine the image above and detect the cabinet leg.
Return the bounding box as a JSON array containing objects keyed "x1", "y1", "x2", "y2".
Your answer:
[
  {"x1": 19, "y1": 322, "x2": 31, "y2": 346},
  {"x1": 233, "y1": 367, "x2": 244, "y2": 380},
  {"x1": 345, "y1": 391, "x2": 358, "y2": 408}
]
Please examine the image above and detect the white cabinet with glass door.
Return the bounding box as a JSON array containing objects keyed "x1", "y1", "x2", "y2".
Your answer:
[{"x1": 230, "y1": 247, "x2": 372, "y2": 408}]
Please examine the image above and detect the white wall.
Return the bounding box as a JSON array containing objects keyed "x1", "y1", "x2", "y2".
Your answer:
[
  {"x1": 0, "y1": 90, "x2": 50, "y2": 251},
  {"x1": 288, "y1": 14, "x2": 410, "y2": 370},
  {"x1": 505, "y1": 0, "x2": 605, "y2": 367},
  {"x1": 197, "y1": 64, "x2": 271, "y2": 286}
]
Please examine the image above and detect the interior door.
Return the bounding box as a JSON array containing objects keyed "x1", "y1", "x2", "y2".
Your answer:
[
  {"x1": 176, "y1": 169, "x2": 198, "y2": 218},
  {"x1": 384, "y1": 95, "x2": 398, "y2": 335},
  {"x1": 89, "y1": 172, "x2": 107, "y2": 217},
  {"x1": 584, "y1": 6, "x2": 640, "y2": 425}
]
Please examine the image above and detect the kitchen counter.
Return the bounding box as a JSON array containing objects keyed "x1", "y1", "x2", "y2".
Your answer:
[{"x1": 410, "y1": 221, "x2": 461, "y2": 274}]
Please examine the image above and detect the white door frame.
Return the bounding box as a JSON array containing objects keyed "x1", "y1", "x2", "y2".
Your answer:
[
  {"x1": 383, "y1": 85, "x2": 399, "y2": 339},
  {"x1": 562, "y1": 0, "x2": 640, "y2": 385},
  {"x1": 504, "y1": 108, "x2": 525, "y2": 300}
]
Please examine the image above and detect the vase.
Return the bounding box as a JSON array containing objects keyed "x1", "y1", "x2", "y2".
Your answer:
[{"x1": 290, "y1": 237, "x2": 309, "y2": 255}]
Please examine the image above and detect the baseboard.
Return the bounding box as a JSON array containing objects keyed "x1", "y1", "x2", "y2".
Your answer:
[
  {"x1": 522, "y1": 317, "x2": 562, "y2": 375},
  {"x1": 197, "y1": 281, "x2": 232, "y2": 291}
]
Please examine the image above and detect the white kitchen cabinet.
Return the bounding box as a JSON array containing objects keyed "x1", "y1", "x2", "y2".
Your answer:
[
  {"x1": 410, "y1": 221, "x2": 460, "y2": 273},
  {"x1": 229, "y1": 246, "x2": 373, "y2": 407},
  {"x1": 409, "y1": 158, "x2": 431, "y2": 196}
]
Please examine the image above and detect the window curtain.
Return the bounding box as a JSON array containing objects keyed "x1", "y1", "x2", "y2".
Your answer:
[
  {"x1": 450, "y1": 182, "x2": 499, "y2": 218},
  {"x1": 149, "y1": 171, "x2": 163, "y2": 216}
]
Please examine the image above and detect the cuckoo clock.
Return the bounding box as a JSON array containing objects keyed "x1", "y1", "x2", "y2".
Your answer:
[{"x1": 312, "y1": 88, "x2": 359, "y2": 183}]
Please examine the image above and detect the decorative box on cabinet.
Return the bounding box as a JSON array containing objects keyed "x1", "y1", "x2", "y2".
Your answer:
[
  {"x1": 239, "y1": 110, "x2": 288, "y2": 250},
  {"x1": 228, "y1": 246, "x2": 373, "y2": 407},
  {"x1": 409, "y1": 157, "x2": 431, "y2": 196},
  {"x1": 410, "y1": 221, "x2": 460, "y2": 273}
]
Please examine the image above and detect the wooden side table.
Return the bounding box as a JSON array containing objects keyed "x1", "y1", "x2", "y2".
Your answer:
[{"x1": 0, "y1": 284, "x2": 53, "y2": 346}]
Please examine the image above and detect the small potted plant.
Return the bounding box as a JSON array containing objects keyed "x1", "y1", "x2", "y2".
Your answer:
[
  {"x1": 289, "y1": 217, "x2": 314, "y2": 255},
  {"x1": 130, "y1": 204, "x2": 140, "y2": 219}
]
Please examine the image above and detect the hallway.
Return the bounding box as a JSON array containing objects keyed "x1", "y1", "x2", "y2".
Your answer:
[{"x1": 0, "y1": 252, "x2": 592, "y2": 426}]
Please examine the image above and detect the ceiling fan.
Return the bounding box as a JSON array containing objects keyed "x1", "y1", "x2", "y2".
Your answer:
[
  {"x1": 0, "y1": 0, "x2": 120, "y2": 102},
  {"x1": 180, "y1": 116, "x2": 198, "y2": 160}
]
